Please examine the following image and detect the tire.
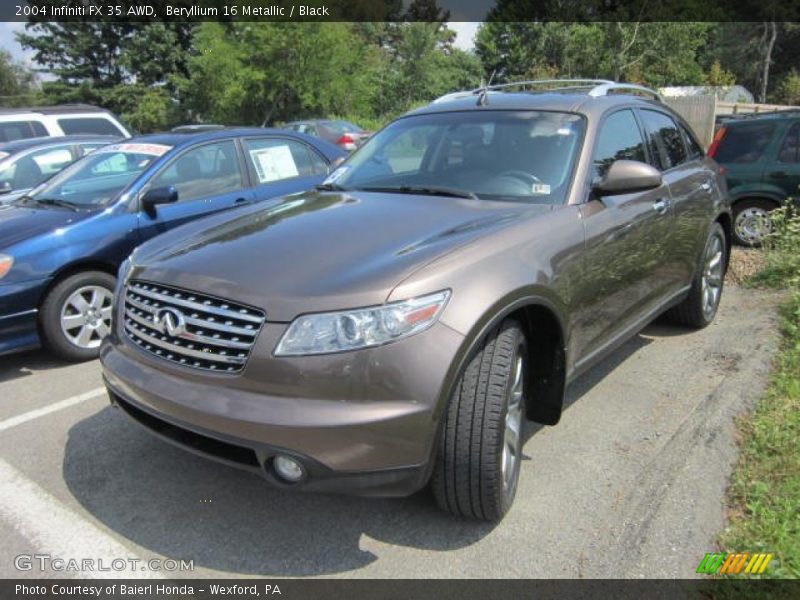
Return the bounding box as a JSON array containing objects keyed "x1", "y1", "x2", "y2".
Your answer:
[
  {"x1": 732, "y1": 199, "x2": 775, "y2": 247},
  {"x1": 666, "y1": 222, "x2": 726, "y2": 329},
  {"x1": 431, "y1": 318, "x2": 527, "y2": 521},
  {"x1": 40, "y1": 271, "x2": 116, "y2": 362}
]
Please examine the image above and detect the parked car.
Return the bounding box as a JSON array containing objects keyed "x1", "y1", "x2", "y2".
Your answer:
[
  {"x1": 101, "y1": 80, "x2": 730, "y2": 521},
  {"x1": 709, "y1": 110, "x2": 800, "y2": 245},
  {"x1": 0, "y1": 128, "x2": 345, "y2": 360},
  {"x1": 283, "y1": 119, "x2": 371, "y2": 151},
  {"x1": 0, "y1": 135, "x2": 121, "y2": 205},
  {"x1": 0, "y1": 105, "x2": 131, "y2": 142}
]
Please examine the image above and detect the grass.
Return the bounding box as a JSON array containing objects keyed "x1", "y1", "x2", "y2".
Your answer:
[{"x1": 719, "y1": 207, "x2": 800, "y2": 579}]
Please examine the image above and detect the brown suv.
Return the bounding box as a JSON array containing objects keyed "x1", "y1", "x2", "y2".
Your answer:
[{"x1": 101, "y1": 80, "x2": 730, "y2": 521}]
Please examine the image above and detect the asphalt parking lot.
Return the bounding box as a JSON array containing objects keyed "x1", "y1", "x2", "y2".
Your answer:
[{"x1": 0, "y1": 284, "x2": 783, "y2": 579}]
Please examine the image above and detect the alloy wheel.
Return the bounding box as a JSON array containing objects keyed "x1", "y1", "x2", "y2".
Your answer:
[
  {"x1": 701, "y1": 234, "x2": 724, "y2": 320},
  {"x1": 60, "y1": 285, "x2": 114, "y2": 349},
  {"x1": 502, "y1": 351, "x2": 524, "y2": 494}
]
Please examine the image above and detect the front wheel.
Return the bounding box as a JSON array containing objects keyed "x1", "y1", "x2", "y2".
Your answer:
[
  {"x1": 666, "y1": 222, "x2": 726, "y2": 328},
  {"x1": 431, "y1": 318, "x2": 527, "y2": 521},
  {"x1": 40, "y1": 271, "x2": 116, "y2": 361}
]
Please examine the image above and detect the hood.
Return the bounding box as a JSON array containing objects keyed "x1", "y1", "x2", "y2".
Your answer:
[
  {"x1": 134, "y1": 191, "x2": 548, "y2": 321},
  {"x1": 0, "y1": 204, "x2": 94, "y2": 251}
]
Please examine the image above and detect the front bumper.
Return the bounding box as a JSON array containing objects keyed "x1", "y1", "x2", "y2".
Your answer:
[
  {"x1": 0, "y1": 278, "x2": 49, "y2": 356},
  {"x1": 101, "y1": 321, "x2": 464, "y2": 496}
]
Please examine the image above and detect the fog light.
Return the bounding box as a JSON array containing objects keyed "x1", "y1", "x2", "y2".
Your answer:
[{"x1": 273, "y1": 455, "x2": 305, "y2": 482}]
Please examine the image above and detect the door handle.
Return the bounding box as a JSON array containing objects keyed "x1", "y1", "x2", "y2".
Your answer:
[
  {"x1": 652, "y1": 199, "x2": 669, "y2": 215},
  {"x1": 234, "y1": 197, "x2": 248, "y2": 204},
  {"x1": 769, "y1": 171, "x2": 788, "y2": 179}
]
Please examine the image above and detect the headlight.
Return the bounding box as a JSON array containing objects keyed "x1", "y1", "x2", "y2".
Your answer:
[
  {"x1": 0, "y1": 254, "x2": 13, "y2": 280},
  {"x1": 275, "y1": 290, "x2": 451, "y2": 356}
]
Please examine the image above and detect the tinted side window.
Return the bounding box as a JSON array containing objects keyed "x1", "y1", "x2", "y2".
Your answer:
[
  {"x1": 244, "y1": 138, "x2": 327, "y2": 183},
  {"x1": 778, "y1": 122, "x2": 800, "y2": 163},
  {"x1": 714, "y1": 123, "x2": 776, "y2": 164},
  {"x1": 0, "y1": 121, "x2": 48, "y2": 142},
  {"x1": 680, "y1": 123, "x2": 704, "y2": 159},
  {"x1": 640, "y1": 110, "x2": 686, "y2": 170},
  {"x1": 58, "y1": 117, "x2": 124, "y2": 136},
  {"x1": 593, "y1": 109, "x2": 646, "y2": 178},
  {"x1": 150, "y1": 141, "x2": 243, "y2": 202}
]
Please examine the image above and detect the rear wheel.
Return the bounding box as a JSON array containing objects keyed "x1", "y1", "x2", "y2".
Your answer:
[
  {"x1": 733, "y1": 199, "x2": 775, "y2": 246},
  {"x1": 40, "y1": 271, "x2": 116, "y2": 362},
  {"x1": 431, "y1": 318, "x2": 526, "y2": 521},
  {"x1": 666, "y1": 222, "x2": 726, "y2": 328}
]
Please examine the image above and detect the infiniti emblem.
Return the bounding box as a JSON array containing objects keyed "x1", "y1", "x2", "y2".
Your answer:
[{"x1": 153, "y1": 307, "x2": 187, "y2": 337}]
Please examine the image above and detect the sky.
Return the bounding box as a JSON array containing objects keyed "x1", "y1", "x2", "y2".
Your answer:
[{"x1": 2, "y1": 20, "x2": 480, "y2": 70}]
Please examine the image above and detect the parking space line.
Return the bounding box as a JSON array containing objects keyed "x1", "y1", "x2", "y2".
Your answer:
[
  {"x1": 0, "y1": 387, "x2": 106, "y2": 433},
  {"x1": 0, "y1": 457, "x2": 164, "y2": 578}
]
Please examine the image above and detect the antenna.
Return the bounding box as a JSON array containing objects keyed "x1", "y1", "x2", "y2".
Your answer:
[{"x1": 477, "y1": 70, "x2": 496, "y2": 107}]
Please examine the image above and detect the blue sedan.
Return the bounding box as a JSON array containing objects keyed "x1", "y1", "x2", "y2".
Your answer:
[{"x1": 0, "y1": 128, "x2": 345, "y2": 360}]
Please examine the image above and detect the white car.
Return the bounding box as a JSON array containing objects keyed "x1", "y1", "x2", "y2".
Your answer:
[{"x1": 0, "y1": 105, "x2": 131, "y2": 142}]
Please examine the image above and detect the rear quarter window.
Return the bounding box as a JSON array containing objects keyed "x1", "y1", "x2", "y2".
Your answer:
[
  {"x1": 0, "y1": 120, "x2": 48, "y2": 142},
  {"x1": 639, "y1": 110, "x2": 687, "y2": 170},
  {"x1": 714, "y1": 123, "x2": 776, "y2": 164},
  {"x1": 57, "y1": 117, "x2": 125, "y2": 136}
]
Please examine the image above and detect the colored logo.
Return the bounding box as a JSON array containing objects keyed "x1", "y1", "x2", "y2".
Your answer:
[{"x1": 697, "y1": 552, "x2": 773, "y2": 575}]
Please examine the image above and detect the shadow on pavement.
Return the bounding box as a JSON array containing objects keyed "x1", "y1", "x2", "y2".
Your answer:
[
  {"x1": 63, "y1": 325, "x2": 660, "y2": 577},
  {"x1": 0, "y1": 349, "x2": 67, "y2": 384}
]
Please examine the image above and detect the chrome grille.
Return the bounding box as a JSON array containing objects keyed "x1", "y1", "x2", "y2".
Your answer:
[{"x1": 123, "y1": 280, "x2": 265, "y2": 373}]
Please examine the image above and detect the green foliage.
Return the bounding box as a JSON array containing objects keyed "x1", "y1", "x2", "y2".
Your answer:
[
  {"x1": 775, "y1": 70, "x2": 800, "y2": 105},
  {"x1": 475, "y1": 22, "x2": 711, "y2": 87},
  {"x1": 0, "y1": 49, "x2": 40, "y2": 107},
  {"x1": 706, "y1": 60, "x2": 737, "y2": 87},
  {"x1": 722, "y1": 205, "x2": 800, "y2": 579},
  {"x1": 750, "y1": 207, "x2": 800, "y2": 289}
]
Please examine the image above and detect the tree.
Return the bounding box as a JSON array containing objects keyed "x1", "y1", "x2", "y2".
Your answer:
[
  {"x1": 475, "y1": 22, "x2": 711, "y2": 88},
  {"x1": 17, "y1": 20, "x2": 195, "y2": 126},
  {"x1": 706, "y1": 60, "x2": 736, "y2": 87},
  {"x1": 775, "y1": 70, "x2": 800, "y2": 105},
  {"x1": 0, "y1": 49, "x2": 39, "y2": 107}
]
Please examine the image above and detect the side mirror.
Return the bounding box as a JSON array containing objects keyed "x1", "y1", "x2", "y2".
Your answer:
[
  {"x1": 593, "y1": 160, "x2": 662, "y2": 196},
  {"x1": 0, "y1": 181, "x2": 12, "y2": 195},
  {"x1": 141, "y1": 186, "x2": 178, "y2": 211}
]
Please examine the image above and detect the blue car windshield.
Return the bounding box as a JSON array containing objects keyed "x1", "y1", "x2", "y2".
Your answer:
[
  {"x1": 330, "y1": 110, "x2": 585, "y2": 205},
  {"x1": 27, "y1": 143, "x2": 172, "y2": 207}
]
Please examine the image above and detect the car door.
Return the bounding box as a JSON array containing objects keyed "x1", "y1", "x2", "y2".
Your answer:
[
  {"x1": 574, "y1": 108, "x2": 674, "y2": 367},
  {"x1": 240, "y1": 136, "x2": 330, "y2": 202},
  {"x1": 136, "y1": 139, "x2": 253, "y2": 241},
  {"x1": 638, "y1": 108, "x2": 714, "y2": 293},
  {"x1": 766, "y1": 120, "x2": 800, "y2": 199}
]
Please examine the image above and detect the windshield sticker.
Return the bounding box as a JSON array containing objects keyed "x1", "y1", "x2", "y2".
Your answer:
[
  {"x1": 95, "y1": 143, "x2": 172, "y2": 156},
  {"x1": 532, "y1": 183, "x2": 551, "y2": 195},
  {"x1": 322, "y1": 165, "x2": 349, "y2": 185},
  {"x1": 250, "y1": 145, "x2": 299, "y2": 183}
]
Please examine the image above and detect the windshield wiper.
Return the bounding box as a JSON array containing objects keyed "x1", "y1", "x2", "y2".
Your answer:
[
  {"x1": 315, "y1": 182, "x2": 348, "y2": 192},
  {"x1": 357, "y1": 185, "x2": 478, "y2": 200},
  {"x1": 29, "y1": 197, "x2": 80, "y2": 211}
]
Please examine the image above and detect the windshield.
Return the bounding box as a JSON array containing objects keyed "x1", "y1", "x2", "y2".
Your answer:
[
  {"x1": 25, "y1": 142, "x2": 172, "y2": 208},
  {"x1": 329, "y1": 111, "x2": 585, "y2": 204},
  {"x1": 327, "y1": 120, "x2": 362, "y2": 134}
]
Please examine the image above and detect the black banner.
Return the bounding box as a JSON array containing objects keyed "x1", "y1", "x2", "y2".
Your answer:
[
  {"x1": 3, "y1": 579, "x2": 800, "y2": 600},
  {"x1": 2, "y1": 0, "x2": 799, "y2": 23}
]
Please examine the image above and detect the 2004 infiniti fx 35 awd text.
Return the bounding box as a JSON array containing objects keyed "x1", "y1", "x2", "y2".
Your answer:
[{"x1": 101, "y1": 80, "x2": 731, "y2": 521}]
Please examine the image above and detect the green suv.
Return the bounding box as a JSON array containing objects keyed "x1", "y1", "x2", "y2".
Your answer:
[{"x1": 710, "y1": 111, "x2": 800, "y2": 245}]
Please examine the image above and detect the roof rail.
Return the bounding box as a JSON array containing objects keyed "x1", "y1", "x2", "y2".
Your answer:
[
  {"x1": 432, "y1": 79, "x2": 662, "y2": 104},
  {"x1": 588, "y1": 82, "x2": 662, "y2": 102}
]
